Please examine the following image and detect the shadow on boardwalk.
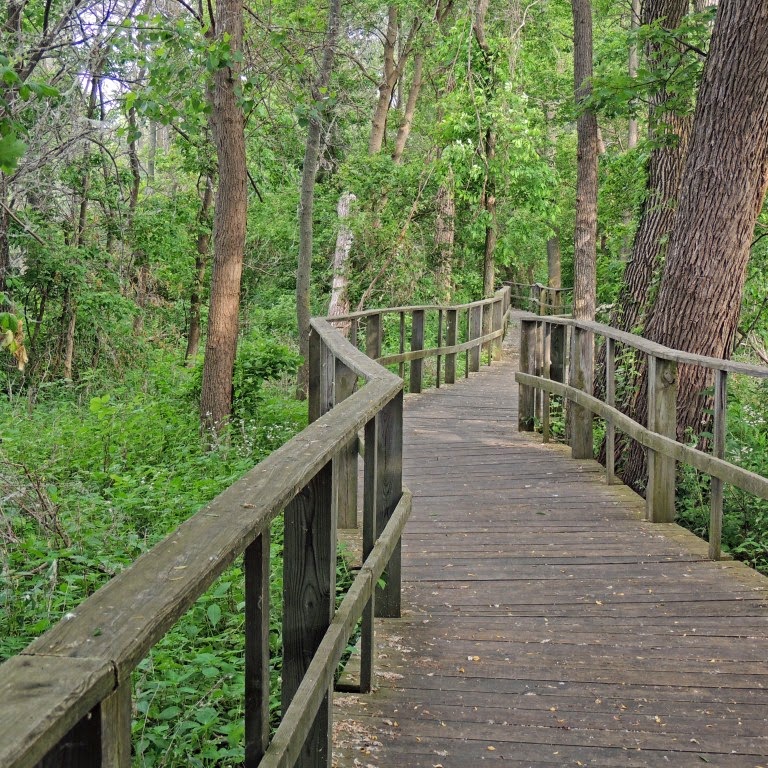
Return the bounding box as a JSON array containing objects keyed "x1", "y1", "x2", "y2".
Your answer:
[{"x1": 333, "y1": 330, "x2": 768, "y2": 768}]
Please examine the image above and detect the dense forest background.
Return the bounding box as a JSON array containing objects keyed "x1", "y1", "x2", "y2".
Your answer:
[{"x1": 1, "y1": 0, "x2": 768, "y2": 764}]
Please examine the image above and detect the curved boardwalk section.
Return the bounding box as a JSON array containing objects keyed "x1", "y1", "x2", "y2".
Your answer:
[{"x1": 333, "y1": 334, "x2": 768, "y2": 767}]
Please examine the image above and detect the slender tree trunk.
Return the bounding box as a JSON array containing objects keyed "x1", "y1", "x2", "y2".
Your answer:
[
  {"x1": 186, "y1": 175, "x2": 214, "y2": 361},
  {"x1": 547, "y1": 233, "x2": 562, "y2": 290},
  {"x1": 434, "y1": 171, "x2": 455, "y2": 302},
  {"x1": 473, "y1": 0, "x2": 498, "y2": 299},
  {"x1": 571, "y1": 0, "x2": 598, "y2": 320},
  {"x1": 295, "y1": 0, "x2": 342, "y2": 397},
  {"x1": 0, "y1": 180, "x2": 9, "y2": 298},
  {"x1": 627, "y1": 0, "x2": 640, "y2": 149},
  {"x1": 392, "y1": 53, "x2": 423, "y2": 164},
  {"x1": 369, "y1": 6, "x2": 400, "y2": 155},
  {"x1": 328, "y1": 192, "x2": 355, "y2": 334},
  {"x1": 621, "y1": 0, "x2": 768, "y2": 490},
  {"x1": 200, "y1": 0, "x2": 247, "y2": 433}
]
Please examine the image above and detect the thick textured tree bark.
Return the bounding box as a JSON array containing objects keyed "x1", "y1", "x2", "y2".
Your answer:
[
  {"x1": 200, "y1": 0, "x2": 247, "y2": 433},
  {"x1": 186, "y1": 175, "x2": 214, "y2": 361},
  {"x1": 295, "y1": 0, "x2": 342, "y2": 398},
  {"x1": 611, "y1": 0, "x2": 690, "y2": 336},
  {"x1": 571, "y1": 0, "x2": 597, "y2": 320},
  {"x1": 328, "y1": 191, "x2": 355, "y2": 333},
  {"x1": 621, "y1": 0, "x2": 768, "y2": 490}
]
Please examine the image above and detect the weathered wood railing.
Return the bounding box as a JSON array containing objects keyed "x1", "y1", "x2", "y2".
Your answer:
[
  {"x1": 329, "y1": 287, "x2": 511, "y2": 395},
  {"x1": 0, "y1": 286, "x2": 511, "y2": 768},
  {"x1": 506, "y1": 281, "x2": 572, "y2": 316},
  {"x1": 515, "y1": 313, "x2": 768, "y2": 561}
]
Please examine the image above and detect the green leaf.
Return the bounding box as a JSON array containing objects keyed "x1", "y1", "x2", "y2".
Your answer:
[
  {"x1": 0, "y1": 133, "x2": 26, "y2": 173},
  {"x1": 206, "y1": 602, "x2": 222, "y2": 627}
]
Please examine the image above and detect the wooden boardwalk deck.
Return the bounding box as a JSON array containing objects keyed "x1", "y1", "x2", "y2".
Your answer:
[{"x1": 333, "y1": 331, "x2": 768, "y2": 767}]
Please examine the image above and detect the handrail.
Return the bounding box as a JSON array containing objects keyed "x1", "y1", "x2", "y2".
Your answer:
[
  {"x1": 514, "y1": 311, "x2": 768, "y2": 562},
  {"x1": 505, "y1": 281, "x2": 573, "y2": 316},
  {"x1": 0, "y1": 285, "x2": 512, "y2": 768}
]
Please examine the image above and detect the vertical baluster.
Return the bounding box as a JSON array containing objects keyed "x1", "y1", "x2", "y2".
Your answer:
[
  {"x1": 436, "y1": 309, "x2": 444, "y2": 388},
  {"x1": 366, "y1": 313, "x2": 382, "y2": 361},
  {"x1": 245, "y1": 533, "x2": 270, "y2": 767},
  {"x1": 469, "y1": 305, "x2": 482, "y2": 373},
  {"x1": 519, "y1": 319, "x2": 536, "y2": 432},
  {"x1": 360, "y1": 416, "x2": 377, "y2": 692},
  {"x1": 445, "y1": 309, "x2": 457, "y2": 384},
  {"x1": 542, "y1": 322, "x2": 552, "y2": 443},
  {"x1": 282, "y1": 463, "x2": 335, "y2": 768},
  {"x1": 334, "y1": 358, "x2": 358, "y2": 529},
  {"x1": 410, "y1": 309, "x2": 425, "y2": 393},
  {"x1": 398, "y1": 311, "x2": 405, "y2": 379},
  {"x1": 374, "y1": 391, "x2": 404, "y2": 618},
  {"x1": 709, "y1": 369, "x2": 727, "y2": 560},
  {"x1": 492, "y1": 293, "x2": 504, "y2": 361},
  {"x1": 605, "y1": 337, "x2": 616, "y2": 484},
  {"x1": 646, "y1": 354, "x2": 677, "y2": 523},
  {"x1": 569, "y1": 326, "x2": 595, "y2": 460}
]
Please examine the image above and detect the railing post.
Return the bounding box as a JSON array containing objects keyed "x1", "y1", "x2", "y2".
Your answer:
[
  {"x1": 542, "y1": 322, "x2": 552, "y2": 442},
  {"x1": 366, "y1": 312, "x2": 382, "y2": 361},
  {"x1": 518, "y1": 318, "x2": 536, "y2": 431},
  {"x1": 569, "y1": 326, "x2": 594, "y2": 459},
  {"x1": 398, "y1": 311, "x2": 405, "y2": 379},
  {"x1": 445, "y1": 309, "x2": 458, "y2": 384},
  {"x1": 531, "y1": 283, "x2": 542, "y2": 315},
  {"x1": 492, "y1": 292, "x2": 504, "y2": 361},
  {"x1": 39, "y1": 683, "x2": 132, "y2": 768},
  {"x1": 550, "y1": 323, "x2": 565, "y2": 385},
  {"x1": 709, "y1": 369, "x2": 727, "y2": 559},
  {"x1": 282, "y1": 462, "x2": 335, "y2": 768},
  {"x1": 309, "y1": 326, "x2": 333, "y2": 424},
  {"x1": 605, "y1": 337, "x2": 616, "y2": 484},
  {"x1": 334, "y1": 358, "x2": 358, "y2": 528},
  {"x1": 245, "y1": 533, "x2": 270, "y2": 767},
  {"x1": 436, "y1": 310, "x2": 444, "y2": 387},
  {"x1": 373, "y1": 390, "x2": 404, "y2": 618},
  {"x1": 646, "y1": 354, "x2": 677, "y2": 523},
  {"x1": 469, "y1": 304, "x2": 482, "y2": 372},
  {"x1": 410, "y1": 309, "x2": 425, "y2": 393}
]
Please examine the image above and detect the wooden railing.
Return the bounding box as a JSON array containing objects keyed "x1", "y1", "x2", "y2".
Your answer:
[
  {"x1": 515, "y1": 313, "x2": 768, "y2": 561},
  {"x1": 506, "y1": 282, "x2": 572, "y2": 316},
  {"x1": 0, "y1": 286, "x2": 511, "y2": 768},
  {"x1": 329, "y1": 287, "x2": 511, "y2": 395}
]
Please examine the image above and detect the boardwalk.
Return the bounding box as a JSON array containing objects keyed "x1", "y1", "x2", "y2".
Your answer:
[{"x1": 333, "y1": 331, "x2": 768, "y2": 767}]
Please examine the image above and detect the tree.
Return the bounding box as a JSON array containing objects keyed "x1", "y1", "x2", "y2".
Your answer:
[
  {"x1": 199, "y1": 0, "x2": 248, "y2": 433},
  {"x1": 295, "y1": 0, "x2": 342, "y2": 398},
  {"x1": 622, "y1": 0, "x2": 768, "y2": 488}
]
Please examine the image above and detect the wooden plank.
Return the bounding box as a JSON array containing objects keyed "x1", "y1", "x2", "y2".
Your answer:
[
  {"x1": 365, "y1": 312, "x2": 382, "y2": 360},
  {"x1": 376, "y1": 328, "x2": 504, "y2": 367},
  {"x1": 445, "y1": 309, "x2": 458, "y2": 384},
  {"x1": 409, "y1": 309, "x2": 425, "y2": 393},
  {"x1": 0, "y1": 655, "x2": 114, "y2": 768},
  {"x1": 99, "y1": 682, "x2": 132, "y2": 768},
  {"x1": 334, "y1": 358, "x2": 358, "y2": 529},
  {"x1": 605, "y1": 336, "x2": 616, "y2": 484},
  {"x1": 245, "y1": 533, "x2": 271, "y2": 767},
  {"x1": 436, "y1": 309, "x2": 443, "y2": 387},
  {"x1": 518, "y1": 319, "x2": 535, "y2": 431},
  {"x1": 282, "y1": 463, "x2": 335, "y2": 768},
  {"x1": 308, "y1": 327, "x2": 333, "y2": 424},
  {"x1": 710, "y1": 369, "x2": 727, "y2": 559},
  {"x1": 569, "y1": 325, "x2": 594, "y2": 459},
  {"x1": 469, "y1": 305, "x2": 482, "y2": 372},
  {"x1": 647, "y1": 355, "x2": 677, "y2": 523},
  {"x1": 375, "y1": 390, "x2": 404, "y2": 618}
]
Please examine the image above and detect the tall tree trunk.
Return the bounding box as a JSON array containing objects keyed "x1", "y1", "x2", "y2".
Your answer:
[
  {"x1": 0, "y1": 179, "x2": 9, "y2": 298},
  {"x1": 295, "y1": 0, "x2": 342, "y2": 398},
  {"x1": 369, "y1": 6, "x2": 400, "y2": 155},
  {"x1": 547, "y1": 232, "x2": 562, "y2": 290},
  {"x1": 627, "y1": 0, "x2": 640, "y2": 149},
  {"x1": 571, "y1": 0, "x2": 598, "y2": 320},
  {"x1": 328, "y1": 192, "x2": 355, "y2": 334},
  {"x1": 186, "y1": 174, "x2": 214, "y2": 361},
  {"x1": 621, "y1": 0, "x2": 768, "y2": 490},
  {"x1": 392, "y1": 53, "x2": 423, "y2": 164},
  {"x1": 200, "y1": 0, "x2": 247, "y2": 433},
  {"x1": 473, "y1": 0, "x2": 498, "y2": 299},
  {"x1": 610, "y1": 0, "x2": 690, "y2": 336},
  {"x1": 434, "y1": 171, "x2": 455, "y2": 302}
]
